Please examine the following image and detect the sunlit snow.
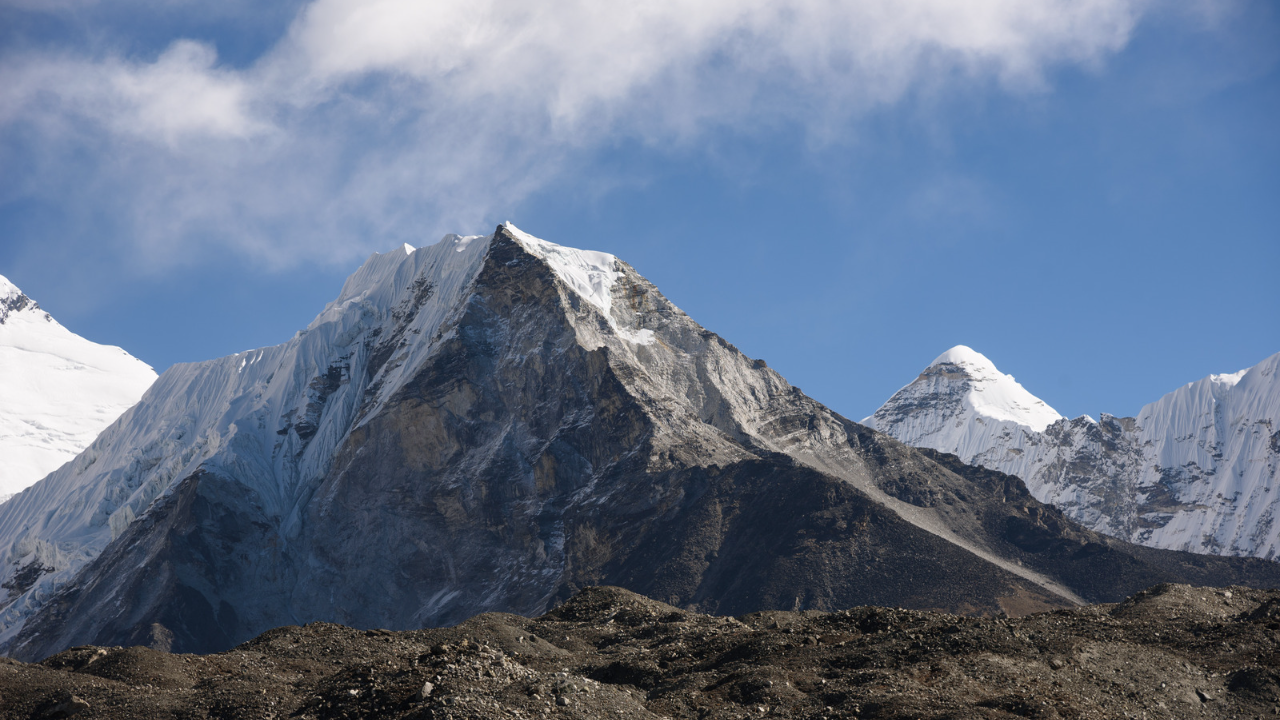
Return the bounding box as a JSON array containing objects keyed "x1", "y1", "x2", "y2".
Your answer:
[{"x1": 0, "y1": 275, "x2": 156, "y2": 499}]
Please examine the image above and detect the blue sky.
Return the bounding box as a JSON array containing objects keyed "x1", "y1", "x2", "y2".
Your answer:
[{"x1": 1, "y1": 0, "x2": 1276, "y2": 422}]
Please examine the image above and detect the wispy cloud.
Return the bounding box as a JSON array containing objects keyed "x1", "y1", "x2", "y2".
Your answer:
[
  {"x1": 1, "y1": 0, "x2": 1151, "y2": 269},
  {"x1": 3, "y1": 41, "x2": 261, "y2": 143}
]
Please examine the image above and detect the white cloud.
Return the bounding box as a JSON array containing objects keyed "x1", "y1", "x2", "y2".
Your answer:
[
  {"x1": 111, "y1": 40, "x2": 264, "y2": 143},
  {"x1": 275, "y1": 0, "x2": 1145, "y2": 127},
  {"x1": 1, "y1": 41, "x2": 261, "y2": 145},
  {"x1": 1, "y1": 0, "x2": 1150, "y2": 268}
]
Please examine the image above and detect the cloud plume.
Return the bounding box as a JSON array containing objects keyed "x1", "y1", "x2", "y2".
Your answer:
[{"x1": 1, "y1": 0, "x2": 1150, "y2": 269}]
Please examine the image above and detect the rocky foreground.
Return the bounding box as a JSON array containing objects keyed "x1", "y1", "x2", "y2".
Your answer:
[{"x1": 3, "y1": 585, "x2": 1280, "y2": 719}]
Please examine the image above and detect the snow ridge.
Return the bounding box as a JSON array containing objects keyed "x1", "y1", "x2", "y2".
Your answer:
[{"x1": 0, "y1": 238, "x2": 490, "y2": 645}]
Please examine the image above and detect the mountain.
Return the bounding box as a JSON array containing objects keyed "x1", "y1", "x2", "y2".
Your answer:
[
  {"x1": 2, "y1": 227, "x2": 1278, "y2": 661},
  {"x1": 865, "y1": 345, "x2": 1280, "y2": 559},
  {"x1": 0, "y1": 275, "x2": 156, "y2": 500}
]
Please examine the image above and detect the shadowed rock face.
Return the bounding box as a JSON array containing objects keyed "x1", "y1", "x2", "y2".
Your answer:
[{"x1": 8, "y1": 228, "x2": 1280, "y2": 660}]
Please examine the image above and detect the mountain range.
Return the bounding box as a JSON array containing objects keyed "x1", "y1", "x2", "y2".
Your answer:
[
  {"x1": 1, "y1": 226, "x2": 1277, "y2": 661},
  {"x1": 865, "y1": 345, "x2": 1280, "y2": 559},
  {"x1": 0, "y1": 274, "x2": 155, "y2": 501}
]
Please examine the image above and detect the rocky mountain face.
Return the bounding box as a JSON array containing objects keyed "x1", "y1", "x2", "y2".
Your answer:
[
  {"x1": 3, "y1": 583, "x2": 1279, "y2": 720},
  {"x1": 865, "y1": 346, "x2": 1280, "y2": 560},
  {"x1": 2, "y1": 227, "x2": 1278, "y2": 661},
  {"x1": 0, "y1": 275, "x2": 156, "y2": 500}
]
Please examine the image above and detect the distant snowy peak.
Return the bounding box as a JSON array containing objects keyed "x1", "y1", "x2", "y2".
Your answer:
[
  {"x1": 864, "y1": 346, "x2": 1062, "y2": 456},
  {"x1": 925, "y1": 345, "x2": 1063, "y2": 431},
  {"x1": 869, "y1": 346, "x2": 1280, "y2": 560},
  {"x1": 0, "y1": 274, "x2": 156, "y2": 498}
]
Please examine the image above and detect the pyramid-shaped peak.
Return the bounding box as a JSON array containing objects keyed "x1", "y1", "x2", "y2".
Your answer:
[
  {"x1": 866, "y1": 345, "x2": 1062, "y2": 435},
  {"x1": 930, "y1": 346, "x2": 1061, "y2": 430}
]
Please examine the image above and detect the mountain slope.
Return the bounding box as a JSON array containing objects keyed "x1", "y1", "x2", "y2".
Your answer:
[
  {"x1": 0, "y1": 275, "x2": 156, "y2": 499},
  {"x1": 3, "y1": 229, "x2": 1278, "y2": 660},
  {"x1": 866, "y1": 346, "x2": 1280, "y2": 559}
]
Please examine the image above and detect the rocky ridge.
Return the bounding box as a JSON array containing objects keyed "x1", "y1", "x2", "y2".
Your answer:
[{"x1": 2, "y1": 584, "x2": 1279, "y2": 719}]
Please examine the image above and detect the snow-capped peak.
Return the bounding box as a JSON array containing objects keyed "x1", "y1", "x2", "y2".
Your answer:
[
  {"x1": 926, "y1": 345, "x2": 1062, "y2": 432},
  {"x1": 929, "y1": 344, "x2": 997, "y2": 370},
  {"x1": 502, "y1": 223, "x2": 618, "y2": 316},
  {"x1": 862, "y1": 346, "x2": 1062, "y2": 477},
  {"x1": 0, "y1": 274, "x2": 46, "y2": 325}
]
